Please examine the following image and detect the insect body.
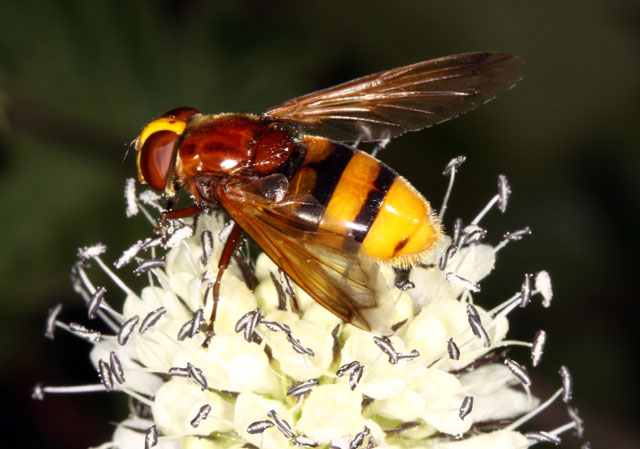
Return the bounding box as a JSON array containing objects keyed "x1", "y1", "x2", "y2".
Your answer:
[{"x1": 133, "y1": 52, "x2": 522, "y2": 336}]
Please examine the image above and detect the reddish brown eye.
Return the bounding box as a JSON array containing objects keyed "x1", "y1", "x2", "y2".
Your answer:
[
  {"x1": 162, "y1": 107, "x2": 200, "y2": 121},
  {"x1": 139, "y1": 131, "x2": 178, "y2": 191}
]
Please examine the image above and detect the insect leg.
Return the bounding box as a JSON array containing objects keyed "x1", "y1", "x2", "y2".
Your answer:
[
  {"x1": 203, "y1": 222, "x2": 243, "y2": 348},
  {"x1": 161, "y1": 204, "x2": 202, "y2": 220}
]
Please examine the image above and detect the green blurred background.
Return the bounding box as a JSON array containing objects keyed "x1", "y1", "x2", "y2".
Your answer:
[{"x1": 1, "y1": 1, "x2": 638, "y2": 448}]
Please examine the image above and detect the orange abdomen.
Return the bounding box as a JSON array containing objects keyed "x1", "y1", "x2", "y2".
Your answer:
[{"x1": 290, "y1": 137, "x2": 442, "y2": 266}]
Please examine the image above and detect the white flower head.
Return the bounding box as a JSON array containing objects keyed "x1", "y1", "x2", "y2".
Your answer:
[{"x1": 35, "y1": 165, "x2": 587, "y2": 449}]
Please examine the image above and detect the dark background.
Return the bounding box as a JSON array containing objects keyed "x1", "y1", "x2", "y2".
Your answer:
[{"x1": 1, "y1": 1, "x2": 638, "y2": 448}]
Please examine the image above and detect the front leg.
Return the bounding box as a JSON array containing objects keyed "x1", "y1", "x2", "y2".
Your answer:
[{"x1": 202, "y1": 222, "x2": 243, "y2": 348}]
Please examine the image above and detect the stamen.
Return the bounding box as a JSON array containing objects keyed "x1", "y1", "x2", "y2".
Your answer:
[
  {"x1": 168, "y1": 367, "x2": 190, "y2": 378},
  {"x1": 452, "y1": 218, "x2": 463, "y2": 249},
  {"x1": 68, "y1": 322, "x2": 102, "y2": 342},
  {"x1": 439, "y1": 156, "x2": 466, "y2": 220},
  {"x1": 190, "y1": 403, "x2": 212, "y2": 428},
  {"x1": 142, "y1": 236, "x2": 164, "y2": 250},
  {"x1": 439, "y1": 244, "x2": 457, "y2": 271},
  {"x1": 178, "y1": 309, "x2": 205, "y2": 341},
  {"x1": 525, "y1": 431, "x2": 561, "y2": 445},
  {"x1": 139, "y1": 307, "x2": 167, "y2": 334},
  {"x1": 191, "y1": 309, "x2": 204, "y2": 337},
  {"x1": 203, "y1": 282, "x2": 213, "y2": 306},
  {"x1": 493, "y1": 227, "x2": 532, "y2": 253},
  {"x1": 165, "y1": 225, "x2": 194, "y2": 248},
  {"x1": 466, "y1": 306, "x2": 491, "y2": 348},
  {"x1": 267, "y1": 409, "x2": 295, "y2": 439},
  {"x1": 504, "y1": 358, "x2": 531, "y2": 387},
  {"x1": 70, "y1": 263, "x2": 89, "y2": 297},
  {"x1": 395, "y1": 280, "x2": 415, "y2": 291},
  {"x1": 287, "y1": 379, "x2": 319, "y2": 397},
  {"x1": 520, "y1": 274, "x2": 532, "y2": 308},
  {"x1": 447, "y1": 338, "x2": 460, "y2": 360},
  {"x1": 350, "y1": 426, "x2": 370, "y2": 449},
  {"x1": 187, "y1": 362, "x2": 208, "y2": 390},
  {"x1": 506, "y1": 387, "x2": 564, "y2": 431},
  {"x1": 396, "y1": 349, "x2": 420, "y2": 362},
  {"x1": 247, "y1": 420, "x2": 274, "y2": 434},
  {"x1": 279, "y1": 269, "x2": 299, "y2": 310},
  {"x1": 235, "y1": 309, "x2": 262, "y2": 341},
  {"x1": 370, "y1": 136, "x2": 390, "y2": 157},
  {"x1": 144, "y1": 425, "x2": 158, "y2": 449},
  {"x1": 114, "y1": 239, "x2": 147, "y2": 269},
  {"x1": 459, "y1": 395, "x2": 473, "y2": 420},
  {"x1": 78, "y1": 243, "x2": 107, "y2": 260},
  {"x1": 349, "y1": 364, "x2": 364, "y2": 390},
  {"x1": 135, "y1": 197, "x2": 160, "y2": 226},
  {"x1": 124, "y1": 178, "x2": 139, "y2": 218},
  {"x1": 559, "y1": 365, "x2": 573, "y2": 403},
  {"x1": 73, "y1": 261, "x2": 122, "y2": 329},
  {"x1": 287, "y1": 333, "x2": 314, "y2": 356},
  {"x1": 260, "y1": 318, "x2": 291, "y2": 334},
  {"x1": 117, "y1": 315, "x2": 139, "y2": 345},
  {"x1": 336, "y1": 361, "x2": 360, "y2": 377},
  {"x1": 471, "y1": 195, "x2": 499, "y2": 226},
  {"x1": 462, "y1": 227, "x2": 487, "y2": 245},
  {"x1": 218, "y1": 221, "x2": 234, "y2": 244},
  {"x1": 466, "y1": 303, "x2": 481, "y2": 322},
  {"x1": 535, "y1": 270, "x2": 553, "y2": 307},
  {"x1": 245, "y1": 309, "x2": 262, "y2": 342},
  {"x1": 373, "y1": 336, "x2": 398, "y2": 364},
  {"x1": 88, "y1": 286, "x2": 107, "y2": 320},
  {"x1": 98, "y1": 359, "x2": 114, "y2": 392},
  {"x1": 93, "y1": 256, "x2": 137, "y2": 298},
  {"x1": 138, "y1": 190, "x2": 163, "y2": 211},
  {"x1": 531, "y1": 330, "x2": 547, "y2": 367},
  {"x1": 488, "y1": 291, "x2": 521, "y2": 316},
  {"x1": 550, "y1": 420, "x2": 579, "y2": 437},
  {"x1": 31, "y1": 383, "x2": 107, "y2": 399},
  {"x1": 44, "y1": 303, "x2": 63, "y2": 339},
  {"x1": 567, "y1": 406, "x2": 585, "y2": 438},
  {"x1": 446, "y1": 272, "x2": 480, "y2": 292},
  {"x1": 504, "y1": 227, "x2": 532, "y2": 241},
  {"x1": 133, "y1": 258, "x2": 165, "y2": 276},
  {"x1": 270, "y1": 272, "x2": 287, "y2": 310},
  {"x1": 109, "y1": 351, "x2": 125, "y2": 384},
  {"x1": 178, "y1": 319, "x2": 194, "y2": 341},
  {"x1": 200, "y1": 230, "x2": 214, "y2": 265},
  {"x1": 497, "y1": 174, "x2": 511, "y2": 213},
  {"x1": 294, "y1": 434, "x2": 320, "y2": 447}
]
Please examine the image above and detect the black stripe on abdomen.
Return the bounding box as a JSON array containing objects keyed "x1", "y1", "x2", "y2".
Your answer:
[
  {"x1": 308, "y1": 142, "x2": 355, "y2": 208},
  {"x1": 351, "y1": 162, "x2": 397, "y2": 243},
  {"x1": 293, "y1": 141, "x2": 355, "y2": 228}
]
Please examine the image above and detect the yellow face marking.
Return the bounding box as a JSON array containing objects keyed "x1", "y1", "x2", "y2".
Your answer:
[
  {"x1": 362, "y1": 177, "x2": 441, "y2": 263},
  {"x1": 135, "y1": 117, "x2": 188, "y2": 188},
  {"x1": 320, "y1": 152, "x2": 381, "y2": 236},
  {"x1": 136, "y1": 117, "x2": 187, "y2": 151},
  {"x1": 136, "y1": 149, "x2": 145, "y2": 183}
]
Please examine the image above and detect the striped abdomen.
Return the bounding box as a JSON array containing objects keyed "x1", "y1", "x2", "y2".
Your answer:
[{"x1": 288, "y1": 137, "x2": 442, "y2": 266}]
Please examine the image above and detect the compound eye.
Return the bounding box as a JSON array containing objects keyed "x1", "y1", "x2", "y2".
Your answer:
[
  {"x1": 139, "y1": 131, "x2": 178, "y2": 191},
  {"x1": 163, "y1": 107, "x2": 200, "y2": 121}
]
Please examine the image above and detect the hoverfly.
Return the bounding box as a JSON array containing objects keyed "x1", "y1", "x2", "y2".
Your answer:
[{"x1": 133, "y1": 52, "x2": 522, "y2": 339}]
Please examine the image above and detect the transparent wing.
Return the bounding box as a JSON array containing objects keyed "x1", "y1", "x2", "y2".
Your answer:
[
  {"x1": 264, "y1": 52, "x2": 523, "y2": 142},
  {"x1": 217, "y1": 175, "x2": 393, "y2": 334}
]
